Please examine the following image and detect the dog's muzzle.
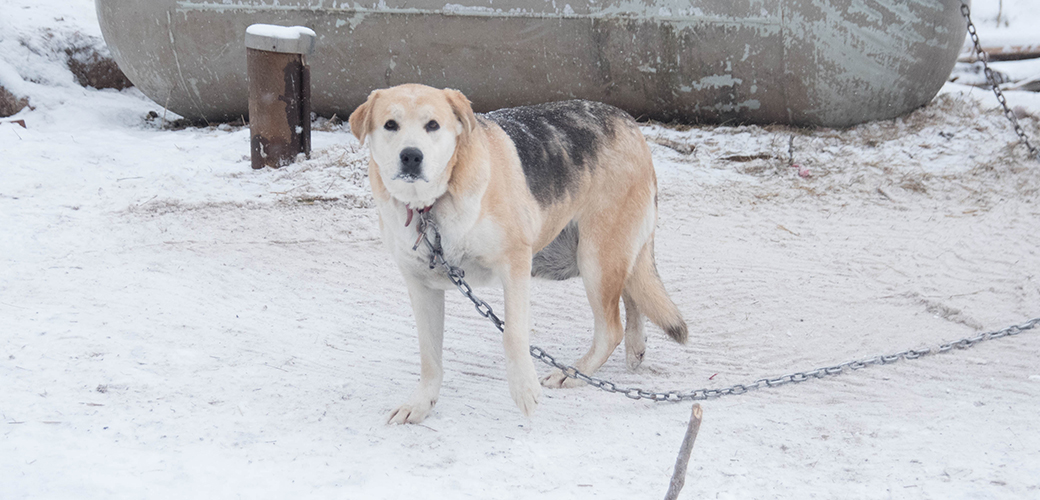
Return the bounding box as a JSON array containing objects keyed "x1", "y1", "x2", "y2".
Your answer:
[{"x1": 393, "y1": 147, "x2": 427, "y2": 183}]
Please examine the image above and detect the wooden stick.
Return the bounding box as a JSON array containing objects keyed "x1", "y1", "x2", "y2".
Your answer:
[
  {"x1": 664, "y1": 404, "x2": 703, "y2": 500},
  {"x1": 958, "y1": 45, "x2": 1040, "y2": 63}
]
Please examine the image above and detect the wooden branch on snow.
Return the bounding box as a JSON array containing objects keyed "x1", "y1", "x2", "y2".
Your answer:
[
  {"x1": 958, "y1": 45, "x2": 1040, "y2": 63},
  {"x1": 664, "y1": 404, "x2": 703, "y2": 500}
]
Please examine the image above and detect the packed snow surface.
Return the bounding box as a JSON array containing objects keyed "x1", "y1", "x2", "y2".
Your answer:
[{"x1": 2, "y1": 1, "x2": 1040, "y2": 499}]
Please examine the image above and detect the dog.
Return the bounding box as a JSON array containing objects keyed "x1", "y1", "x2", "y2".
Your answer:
[{"x1": 349, "y1": 84, "x2": 687, "y2": 424}]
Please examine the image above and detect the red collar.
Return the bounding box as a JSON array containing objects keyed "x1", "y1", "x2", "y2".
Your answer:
[{"x1": 404, "y1": 204, "x2": 432, "y2": 228}]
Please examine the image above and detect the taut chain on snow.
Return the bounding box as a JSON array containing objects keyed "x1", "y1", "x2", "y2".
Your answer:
[
  {"x1": 413, "y1": 211, "x2": 1040, "y2": 403},
  {"x1": 961, "y1": 2, "x2": 1040, "y2": 162}
]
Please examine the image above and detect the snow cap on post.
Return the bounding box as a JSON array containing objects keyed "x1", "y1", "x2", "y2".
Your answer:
[{"x1": 245, "y1": 24, "x2": 316, "y2": 55}]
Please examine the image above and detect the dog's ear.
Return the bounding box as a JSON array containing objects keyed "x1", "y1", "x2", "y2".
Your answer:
[
  {"x1": 349, "y1": 89, "x2": 381, "y2": 145},
  {"x1": 444, "y1": 88, "x2": 477, "y2": 139}
]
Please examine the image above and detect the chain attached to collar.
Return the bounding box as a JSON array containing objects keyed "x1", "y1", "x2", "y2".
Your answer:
[{"x1": 415, "y1": 210, "x2": 503, "y2": 330}]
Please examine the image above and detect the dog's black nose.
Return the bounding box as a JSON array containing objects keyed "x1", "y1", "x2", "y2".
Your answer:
[{"x1": 399, "y1": 147, "x2": 424, "y2": 177}]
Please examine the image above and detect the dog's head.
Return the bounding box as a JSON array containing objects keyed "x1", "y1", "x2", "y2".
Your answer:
[{"x1": 349, "y1": 84, "x2": 477, "y2": 207}]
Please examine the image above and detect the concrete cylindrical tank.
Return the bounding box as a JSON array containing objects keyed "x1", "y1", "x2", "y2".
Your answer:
[{"x1": 96, "y1": 0, "x2": 966, "y2": 127}]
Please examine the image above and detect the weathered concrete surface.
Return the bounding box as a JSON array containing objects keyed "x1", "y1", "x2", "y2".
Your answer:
[{"x1": 96, "y1": 0, "x2": 966, "y2": 126}]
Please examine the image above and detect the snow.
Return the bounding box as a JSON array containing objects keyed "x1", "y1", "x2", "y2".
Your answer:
[
  {"x1": 245, "y1": 24, "x2": 318, "y2": 40},
  {"x1": 2, "y1": 1, "x2": 1040, "y2": 499},
  {"x1": 245, "y1": 24, "x2": 317, "y2": 54}
]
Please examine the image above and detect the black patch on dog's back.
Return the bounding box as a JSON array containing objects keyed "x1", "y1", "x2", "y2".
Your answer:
[{"x1": 482, "y1": 101, "x2": 625, "y2": 205}]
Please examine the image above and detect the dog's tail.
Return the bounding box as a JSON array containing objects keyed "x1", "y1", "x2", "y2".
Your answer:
[{"x1": 624, "y1": 238, "x2": 688, "y2": 344}]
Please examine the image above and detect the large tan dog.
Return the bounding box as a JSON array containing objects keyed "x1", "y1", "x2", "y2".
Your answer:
[{"x1": 349, "y1": 84, "x2": 687, "y2": 424}]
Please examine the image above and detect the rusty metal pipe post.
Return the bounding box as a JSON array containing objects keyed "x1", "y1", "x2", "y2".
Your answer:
[{"x1": 245, "y1": 24, "x2": 315, "y2": 169}]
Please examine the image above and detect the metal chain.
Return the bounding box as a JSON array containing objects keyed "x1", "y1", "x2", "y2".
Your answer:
[
  {"x1": 961, "y1": 2, "x2": 1040, "y2": 161},
  {"x1": 415, "y1": 211, "x2": 1040, "y2": 402},
  {"x1": 414, "y1": 213, "x2": 505, "y2": 332}
]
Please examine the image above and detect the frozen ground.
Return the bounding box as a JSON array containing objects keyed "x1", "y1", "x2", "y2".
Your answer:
[{"x1": 2, "y1": 1, "x2": 1040, "y2": 499}]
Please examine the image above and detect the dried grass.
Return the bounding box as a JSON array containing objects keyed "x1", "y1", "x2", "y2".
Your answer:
[{"x1": 0, "y1": 85, "x2": 30, "y2": 117}]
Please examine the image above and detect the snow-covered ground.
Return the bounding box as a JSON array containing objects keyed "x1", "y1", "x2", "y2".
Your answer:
[{"x1": 2, "y1": 1, "x2": 1040, "y2": 499}]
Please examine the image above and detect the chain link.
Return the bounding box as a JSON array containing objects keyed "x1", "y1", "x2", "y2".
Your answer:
[
  {"x1": 414, "y1": 211, "x2": 1039, "y2": 402},
  {"x1": 961, "y1": 2, "x2": 1040, "y2": 161}
]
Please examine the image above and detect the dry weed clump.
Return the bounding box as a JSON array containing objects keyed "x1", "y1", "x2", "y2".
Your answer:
[
  {"x1": 18, "y1": 27, "x2": 133, "y2": 91},
  {"x1": 65, "y1": 44, "x2": 133, "y2": 90},
  {"x1": 0, "y1": 85, "x2": 30, "y2": 117}
]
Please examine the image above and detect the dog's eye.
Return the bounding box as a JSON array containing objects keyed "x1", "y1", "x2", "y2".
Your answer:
[
  {"x1": 425, "y1": 120, "x2": 440, "y2": 132},
  {"x1": 383, "y1": 120, "x2": 399, "y2": 132}
]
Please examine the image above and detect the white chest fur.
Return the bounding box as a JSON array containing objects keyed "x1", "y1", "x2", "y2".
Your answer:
[{"x1": 377, "y1": 197, "x2": 502, "y2": 290}]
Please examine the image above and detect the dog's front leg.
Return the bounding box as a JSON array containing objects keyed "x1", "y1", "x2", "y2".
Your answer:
[
  {"x1": 387, "y1": 277, "x2": 445, "y2": 424},
  {"x1": 501, "y1": 252, "x2": 542, "y2": 416}
]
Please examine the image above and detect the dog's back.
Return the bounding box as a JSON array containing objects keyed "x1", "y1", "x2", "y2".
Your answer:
[{"x1": 482, "y1": 100, "x2": 637, "y2": 206}]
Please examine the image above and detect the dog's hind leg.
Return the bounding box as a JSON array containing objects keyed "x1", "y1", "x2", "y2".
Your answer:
[
  {"x1": 540, "y1": 236, "x2": 627, "y2": 389},
  {"x1": 622, "y1": 289, "x2": 646, "y2": 371}
]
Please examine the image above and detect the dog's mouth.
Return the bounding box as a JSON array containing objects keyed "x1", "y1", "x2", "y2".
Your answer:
[{"x1": 391, "y1": 171, "x2": 429, "y2": 183}]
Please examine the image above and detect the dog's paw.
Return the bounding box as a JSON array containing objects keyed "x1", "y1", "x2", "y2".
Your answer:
[
  {"x1": 386, "y1": 397, "x2": 436, "y2": 425},
  {"x1": 625, "y1": 347, "x2": 645, "y2": 371},
  {"x1": 508, "y1": 369, "x2": 541, "y2": 417},
  {"x1": 540, "y1": 369, "x2": 588, "y2": 389},
  {"x1": 511, "y1": 380, "x2": 541, "y2": 417}
]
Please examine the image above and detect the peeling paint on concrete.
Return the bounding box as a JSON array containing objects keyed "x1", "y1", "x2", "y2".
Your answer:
[{"x1": 690, "y1": 74, "x2": 743, "y2": 91}]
